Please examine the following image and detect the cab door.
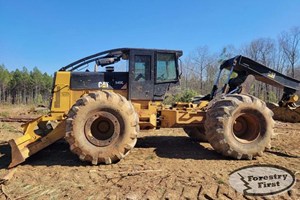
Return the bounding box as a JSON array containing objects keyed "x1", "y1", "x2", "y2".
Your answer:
[{"x1": 129, "y1": 49, "x2": 154, "y2": 100}]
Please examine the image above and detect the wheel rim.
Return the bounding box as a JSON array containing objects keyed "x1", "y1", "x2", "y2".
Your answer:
[
  {"x1": 84, "y1": 111, "x2": 120, "y2": 147},
  {"x1": 232, "y1": 111, "x2": 261, "y2": 143}
]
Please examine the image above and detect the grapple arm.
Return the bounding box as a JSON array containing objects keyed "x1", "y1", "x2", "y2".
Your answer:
[{"x1": 221, "y1": 56, "x2": 300, "y2": 91}]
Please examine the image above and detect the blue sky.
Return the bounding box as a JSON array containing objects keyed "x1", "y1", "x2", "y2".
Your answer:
[{"x1": 1, "y1": 0, "x2": 300, "y2": 75}]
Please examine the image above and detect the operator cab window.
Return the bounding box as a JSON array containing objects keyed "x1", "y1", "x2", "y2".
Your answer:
[
  {"x1": 134, "y1": 55, "x2": 151, "y2": 81},
  {"x1": 156, "y1": 53, "x2": 177, "y2": 83}
]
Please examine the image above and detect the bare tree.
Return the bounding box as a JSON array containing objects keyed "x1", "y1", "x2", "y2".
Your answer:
[
  {"x1": 190, "y1": 46, "x2": 211, "y2": 92},
  {"x1": 241, "y1": 38, "x2": 277, "y2": 101},
  {"x1": 219, "y1": 45, "x2": 237, "y2": 62},
  {"x1": 181, "y1": 55, "x2": 195, "y2": 90},
  {"x1": 278, "y1": 26, "x2": 300, "y2": 78},
  {"x1": 242, "y1": 38, "x2": 276, "y2": 66},
  {"x1": 204, "y1": 56, "x2": 219, "y2": 94}
]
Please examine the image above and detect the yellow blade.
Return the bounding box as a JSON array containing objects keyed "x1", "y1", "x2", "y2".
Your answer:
[{"x1": 8, "y1": 120, "x2": 66, "y2": 168}]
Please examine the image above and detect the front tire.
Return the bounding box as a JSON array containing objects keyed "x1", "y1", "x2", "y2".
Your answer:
[
  {"x1": 205, "y1": 94, "x2": 274, "y2": 159},
  {"x1": 65, "y1": 91, "x2": 139, "y2": 165}
]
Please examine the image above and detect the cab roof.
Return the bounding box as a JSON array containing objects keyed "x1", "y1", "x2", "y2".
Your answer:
[{"x1": 60, "y1": 48, "x2": 183, "y2": 71}]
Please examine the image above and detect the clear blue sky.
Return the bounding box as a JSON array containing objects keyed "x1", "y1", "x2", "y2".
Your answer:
[{"x1": 1, "y1": 0, "x2": 300, "y2": 75}]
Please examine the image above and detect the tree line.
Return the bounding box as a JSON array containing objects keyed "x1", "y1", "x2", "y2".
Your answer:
[{"x1": 0, "y1": 65, "x2": 52, "y2": 105}]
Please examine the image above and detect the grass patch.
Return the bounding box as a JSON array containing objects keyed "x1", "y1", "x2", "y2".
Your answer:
[
  {"x1": 271, "y1": 146, "x2": 282, "y2": 151},
  {"x1": 0, "y1": 122, "x2": 20, "y2": 133},
  {"x1": 212, "y1": 174, "x2": 226, "y2": 185},
  {"x1": 29, "y1": 106, "x2": 49, "y2": 115},
  {"x1": 216, "y1": 178, "x2": 225, "y2": 185},
  {"x1": 145, "y1": 155, "x2": 156, "y2": 160},
  {"x1": 0, "y1": 111, "x2": 9, "y2": 118}
]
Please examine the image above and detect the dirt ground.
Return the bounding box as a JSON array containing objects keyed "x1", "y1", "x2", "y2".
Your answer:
[{"x1": 0, "y1": 105, "x2": 299, "y2": 200}]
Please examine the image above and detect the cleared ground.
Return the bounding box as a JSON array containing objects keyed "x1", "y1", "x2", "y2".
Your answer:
[{"x1": 0, "y1": 105, "x2": 299, "y2": 200}]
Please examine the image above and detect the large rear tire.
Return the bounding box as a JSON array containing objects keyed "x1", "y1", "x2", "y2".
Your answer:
[
  {"x1": 205, "y1": 94, "x2": 274, "y2": 159},
  {"x1": 65, "y1": 91, "x2": 139, "y2": 165}
]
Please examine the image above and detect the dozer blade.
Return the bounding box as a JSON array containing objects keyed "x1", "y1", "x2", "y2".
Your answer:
[
  {"x1": 8, "y1": 119, "x2": 66, "y2": 168},
  {"x1": 267, "y1": 102, "x2": 300, "y2": 123}
]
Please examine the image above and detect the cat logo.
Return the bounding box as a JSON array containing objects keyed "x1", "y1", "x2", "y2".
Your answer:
[{"x1": 98, "y1": 81, "x2": 109, "y2": 88}]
